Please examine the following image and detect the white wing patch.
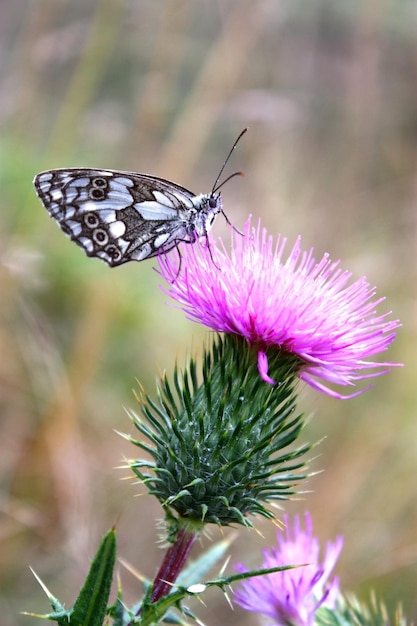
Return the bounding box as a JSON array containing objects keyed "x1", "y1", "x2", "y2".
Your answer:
[
  {"x1": 153, "y1": 190, "x2": 174, "y2": 206},
  {"x1": 134, "y1": 201, "x2": 179, "y2": 220}
]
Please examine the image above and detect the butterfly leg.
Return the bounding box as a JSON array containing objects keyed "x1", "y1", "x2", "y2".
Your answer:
[
  {"x1": 172, "y1": 243, "x2": 183, "y2": 281},
  {"x1": 203, "y1": 236, "x2": 221, "y2": 271},
  {"x1": 221, "y1": 210, "x2": 243, "y2": 237}
]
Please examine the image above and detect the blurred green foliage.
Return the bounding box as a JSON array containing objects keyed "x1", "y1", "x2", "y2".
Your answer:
[{"x1": 0, "y1": 1, "x2": 415, "y2": 625}]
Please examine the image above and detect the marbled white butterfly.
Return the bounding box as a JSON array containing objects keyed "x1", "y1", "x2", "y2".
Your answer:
[{"x1": 33, "y1": 129, "x2": 246, "y2": 267}]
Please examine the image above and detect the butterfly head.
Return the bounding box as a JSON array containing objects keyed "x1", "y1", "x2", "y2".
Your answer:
[
  {"x1": 194, "y1": 128, "x2": 248, "y2": 237},
  {"x1": 190, "y1": 191, "x2": 223, "y2": 238}
]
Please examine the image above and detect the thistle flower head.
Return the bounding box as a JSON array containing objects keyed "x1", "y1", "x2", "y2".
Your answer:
[
  {"x1": 234, "y1": 512, "x2": 343, "y2": 626},
  {"x1": 158, "y1": 217, "x2": 401, "y2": 399}
]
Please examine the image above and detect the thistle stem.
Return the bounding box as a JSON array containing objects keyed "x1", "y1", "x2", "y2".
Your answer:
[
  {"x1": 150, "y1": 527, "x2": 198, "y2": 603},
  {"x1": 131, "y1": 526, "x2": 199, "y2": 623}
]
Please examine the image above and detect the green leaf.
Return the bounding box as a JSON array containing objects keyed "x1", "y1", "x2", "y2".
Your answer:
[{"x1": 70, "y1": 527, "x2": 117, "y2": 626}]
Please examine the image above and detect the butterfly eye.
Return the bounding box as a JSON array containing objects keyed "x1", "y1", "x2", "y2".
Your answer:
[{"x1": 208, "y1": 196, "x2": 218, "y2": 209}]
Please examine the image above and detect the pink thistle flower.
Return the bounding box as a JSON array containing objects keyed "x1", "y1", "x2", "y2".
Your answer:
[
  {"x1": 157, "y1": 217, "x2": 401, "y2": 399},
  {"x1": 234, "y1": 512, "x2": 343, "y2": 626}
]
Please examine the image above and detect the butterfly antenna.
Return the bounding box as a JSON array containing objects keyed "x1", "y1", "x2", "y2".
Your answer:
[
  {"x1": 213, "y1": 170, "x2": 243, "y2": 193},
  {"x1": 211, "y1": 128, "x2": 247, "y2": 194}
]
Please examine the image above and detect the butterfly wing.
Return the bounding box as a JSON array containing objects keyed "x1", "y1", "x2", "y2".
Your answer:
[{"x1": 33, "y1": 168, "x2": 199, "y2": 266}]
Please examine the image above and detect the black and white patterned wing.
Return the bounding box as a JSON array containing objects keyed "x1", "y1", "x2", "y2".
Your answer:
[{"x1": 33, "y1": 168, "x2": 200, "y2": 267}]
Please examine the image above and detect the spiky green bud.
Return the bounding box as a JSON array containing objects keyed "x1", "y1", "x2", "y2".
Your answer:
[
  {"x1": 124, "y1": 334, "x2": 311, "y2": 531},
  {"x1": 316, "y1": 593, "x2": 407, "y2": 626}
]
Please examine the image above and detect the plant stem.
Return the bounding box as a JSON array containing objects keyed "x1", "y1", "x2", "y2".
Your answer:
[
  {"x1": 150, "y1": 527, "x2": 199, "y2": 603},
  {"x1": 130, "y1": 526, "x2": 199, "y2": 623}
]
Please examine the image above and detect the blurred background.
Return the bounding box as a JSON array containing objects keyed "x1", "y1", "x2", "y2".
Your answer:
[{"x1": 0, "y1": 1, "x2": 415, "y2": 624}]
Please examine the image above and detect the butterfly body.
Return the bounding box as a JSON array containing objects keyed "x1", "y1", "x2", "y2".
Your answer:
[{"x1": 33, "y1": 168, "x2": 223, "y2": 267}]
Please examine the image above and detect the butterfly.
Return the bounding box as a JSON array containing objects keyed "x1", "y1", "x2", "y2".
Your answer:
[{"x1": 33, "y1": 129, "x2": 246, "y2": 267}]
